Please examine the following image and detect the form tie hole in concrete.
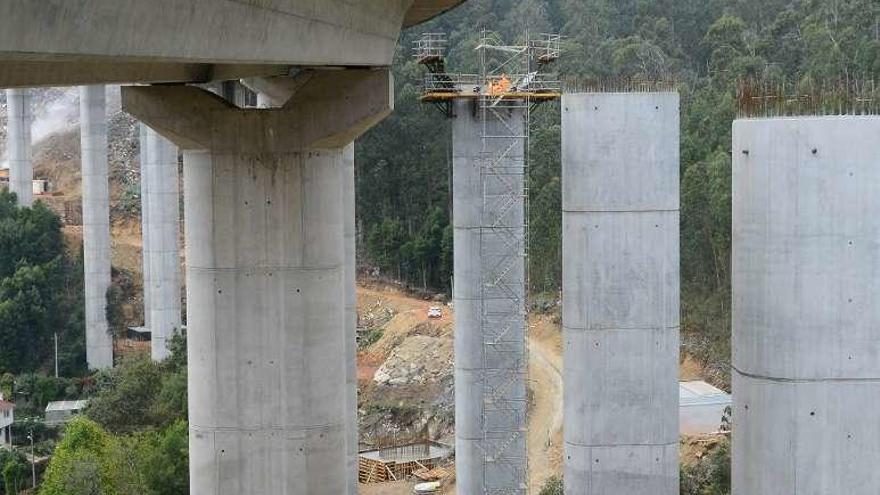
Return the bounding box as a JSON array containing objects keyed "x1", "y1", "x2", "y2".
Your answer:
[
  {"x1": 217, "y1": 289, "x2": 223, "y2": 294},
  {"x1": 742, "y1": 149, "x2": 749, "y2": 155},
  {"x1": 744, "y1": 404, "x2": 749, "y2": 411},
  {"x1": 848, "y1": 434, "x2": 853, "y2": 439},
  {"x1": 594, "y1": 106, "x2": 599, "y2": 111},
  {"x1": 812, "y1": 148, "x2": 818, "y2": 155},
  {"x1": 244, "y1": 201, "x2": 249, "y2": 206},
  {"x1": 810, "y1": 411, "x2": 816, "y2": 417},
  {"x1": 296, "y1": 288, "x2": 301, "y2": 293},
  {"x1": 594, "y1": 458, "x2": 600, "y2": 464},
  {"x1": 849, "y1": 240, "x2": 854, "y2": 246},
  {"x1": 594, "y1": 341, "x2": 600, "y2": 348}
]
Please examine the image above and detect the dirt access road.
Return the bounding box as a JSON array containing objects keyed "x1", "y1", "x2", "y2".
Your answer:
[{"x1": 527, "y1": 316, "x2": 565, "y2": 491}]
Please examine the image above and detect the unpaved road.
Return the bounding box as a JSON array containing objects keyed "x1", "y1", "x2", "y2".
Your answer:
[{"x1": 527, "y1": 317, "x2": 564, "y2": 491}]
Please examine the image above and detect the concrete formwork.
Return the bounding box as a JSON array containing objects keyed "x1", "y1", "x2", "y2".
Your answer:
[
  {"x1": 80, "y1": 85, "x2": 114, "y2": 370},
  {"x1": 562, "y1": 92, "x2": 680, "y2": 494},
  {"x1": 6, "y1": 88, "x2": 32, "y2": 206},
  {"x1": 732, "y1": 116, "x2": 880, "y2": 495},
  {"x1": 342, "y1": 144, "x2": 358, "y2": 494},
  {"x1": 143, "y1": 127, "x2": 181, "y2": 360},
  {"x1": 122, "y1": 70, "x2": 392, "y2": 495},
  {"x1": 452, "y1": 99, "x2": 528, "y2": 494}
]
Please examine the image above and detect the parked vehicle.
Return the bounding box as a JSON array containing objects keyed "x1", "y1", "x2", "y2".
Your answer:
[{"x1": 427, "y1": 306, "x2": 442, "y2": 319}]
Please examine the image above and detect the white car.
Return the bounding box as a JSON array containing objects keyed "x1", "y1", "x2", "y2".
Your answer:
[
  {"x1": 427, "y1": 306, "x2": 442, "y2": 319},
  {"x1": 414, "y1": 481, "x2": 441, "y2": 494}
]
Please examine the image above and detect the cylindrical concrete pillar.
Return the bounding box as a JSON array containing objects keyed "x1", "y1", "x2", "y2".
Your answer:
[
  {"x1": 139, "y1": 123, "x2": 153, "y2": 330},
  {"x1": 80, "y1": 85, "x2": 114, "y2": 370},
  {"x1": 342, "y1": 144, "x2": 358, "y2": 493},
  {"x1": 144, "y1": 127, "x2": 181, "y2": 361},
  {"x1": 184, "y1": 146, "x2": 347, "y2": 494},
  {"x1": 452, "y1": 100, "x2": 528, "y2": 494},
  {"x1": 562, "y1": 92, "x2": 680, "y2": 494},
  {"x1": 732, "y1": 116, "x2": 880, "y2": 495},
  {"x1": 6, "y1": 88, "x2": 33, "y2": 206}
]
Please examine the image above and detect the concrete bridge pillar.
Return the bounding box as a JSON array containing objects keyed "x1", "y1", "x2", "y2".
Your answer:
[
  {"x1": 122, "y1": 70, "x2": 391, "y2": 495},
  {"x1": 80, "y1": 85, "x2": 114, "y2": 370},
  {"x1": 562, "y1": 92, "x2": 680, "y2": 494},
  {"x1": 732, "y1": 116, "x2": 880, "y2": 494},
  {"x1": 141, "y1": 126, "x2": 182, "y2": 361},
  {"x1": 6, "y1": 88, "x2": 33, "y2": 206}
]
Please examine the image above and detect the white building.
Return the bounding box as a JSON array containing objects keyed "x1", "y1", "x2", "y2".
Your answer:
[
  {"x1": 680, "y1": 380, "x2": 732, "y2": 435},
  {"x1": 0, "y1": 394, "x2": 14, "y2": 448},
  {"x1": 45, "y1": 399, "x2": 88, "y2": 426}
]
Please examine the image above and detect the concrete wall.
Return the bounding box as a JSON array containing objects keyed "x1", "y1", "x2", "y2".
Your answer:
[
  {"x1": 452, "y1": 99, "x2": 528, "y2": 494},
  {"x1": 342, "y1": 144, "x2": 358, "y2": 494},
  {"x1": 6, "y1": 88, "x2": 32, "y2": 206},
  {"x1": 732, "y1": 116, "x2": 880, "y2": 495},
  {"x1": 80, "y1": 85, "x2": 114, "y2": 369},
  {"x1": 562, "y1": 92, "x2": 680, "y2": 494},
  {"x1": 143, "y1": 127, "x2": 181, "y2": 360}
]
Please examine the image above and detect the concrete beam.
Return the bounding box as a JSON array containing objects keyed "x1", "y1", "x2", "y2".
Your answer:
[
  {"x1": 122, "y1": 69, "x2": 393, "y2": 151},
  {"x1": 0, "y1": 0, "x2": 405, "y2": 65},
  {"x1": 239, "y1": 73, "x2": 315, "y2": 108},
  {"x1": 0, "y1": 61, "x2": 289, "y2": 89},
  {"x1": 404, "y1": 0, "x2": 466, "y2": 27}
]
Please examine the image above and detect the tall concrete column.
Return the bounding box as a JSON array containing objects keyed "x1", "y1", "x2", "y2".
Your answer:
[
  {"x1": 80, "y1": 85, "x2": 114, "y2": 369},
  {"x1": 342, "y1": 144, "x2": 358, "y2": 493},
  {"x1": 122, "y1": 70, "x2": 391, "y2": 495},
  {"x1": 6, "y1": 88, "x2": 33, "y2": 206},
  {"x1": 452, "y1": 100, "x2": 528, "y2": 494},
  {"x1": 139, "y1": 123, "x2": 152, "y2": 329},
  {"x1": 562, "y1": 92, "x2": 680, "y2": 494},
  {"x1": 732, "y1": 116, "x2": 880, "y2": 495},
  {"x1": 143, "y1": 127, "x2": 181, "y2": 360}
]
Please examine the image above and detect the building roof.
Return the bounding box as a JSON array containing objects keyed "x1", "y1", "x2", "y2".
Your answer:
[
  {"x1": 680, "y1": 381, "x2": 731, "y2": 407},
  {"x1": 45, "y1": 400, "x2": 89, "y2": 412},
  {"x1": 0, "y1": 400, "x2": 14, "y2": 412}
]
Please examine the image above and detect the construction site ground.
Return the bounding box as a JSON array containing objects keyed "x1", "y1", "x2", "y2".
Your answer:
[{"x1": 356, "y1": 282, "x2": 712, "y2": 494}]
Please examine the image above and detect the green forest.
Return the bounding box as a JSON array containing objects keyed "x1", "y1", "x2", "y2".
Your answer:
[{"x1": 356, "y1": 0, "x2": 880, "y2": 386}]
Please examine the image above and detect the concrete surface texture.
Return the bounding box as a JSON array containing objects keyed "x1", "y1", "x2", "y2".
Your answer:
[
  {"x1": 342, "y1": 144, "x2": 358, "y2": 494},
  {"x1": 143, "y1": 126, "x2": 181, "y2": 361},
  {"x1": 80, "y1": 85, "x2": 114, "y2": 370},
  {"x1": 0, "y1": 0, "x2": 462, "y2": 88},
  {"x1": 139, "y1": 124, "x2": 152, "y2": 330},
  {"x1": 6, "y1": 88, "x2": 33, "y2": 206},
  {"x1": 122, "y1": 71, "x2": 391, "y2": 495},
  {"x1": 562, "y1": 92, "x2": 681, "y2": 494},
  {"x1": 732, "y1": 116, "x2": 880, "y2": 495},
  {"x1": 452, "y1": 100, "x2": 528, "y2": 494}
]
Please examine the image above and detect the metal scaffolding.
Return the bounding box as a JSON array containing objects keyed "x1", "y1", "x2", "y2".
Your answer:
[{"x1": 417, "y1": 30, "x2": 560, "y2": 495}]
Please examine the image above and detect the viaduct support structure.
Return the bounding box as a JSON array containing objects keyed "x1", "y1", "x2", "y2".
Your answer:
[
  {"x1": 140, "y1": 126, "x2": 182, "y2": 361},
  {"x1": 342, "y1": 144, "x2": 358, "y2": 493},
  {"x1": 562, "y1": 92, "x2": 680, "y2": 494},
  {"x1": 732, "y1": 116, "x2": 880, "y2": 494},
  {"x1": 122, "y1": 69, "x2": 392, "y2": 494},
  {"x1": 452, "y1": 99, "x2": 528, "y2": 494},
  {"x1": 80, "y1": 85, "x2": 114, "y2": 370},
  {"x1": 6, "y1": 88, "x2": 32, "y2": 206}
]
